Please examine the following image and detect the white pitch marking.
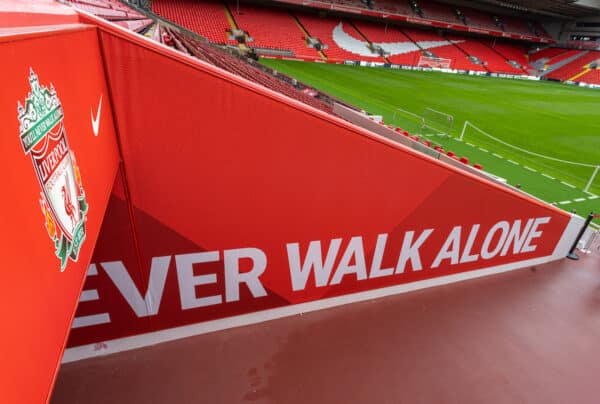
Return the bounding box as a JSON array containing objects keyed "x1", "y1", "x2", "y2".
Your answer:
[
  {"x1": 574, "y1": 198, "x2": 586, "y2": 202},
  {"x1": 524, "y1": 166, "x2": 537, "y2": 172},
  {"x1": 559, "y1": 200, "x2": 572, "y2": 205},
  {"x1": 507, "y1": 160, "x2": 519, "y2": 165},
  {"x1": 560, "y1": 181, "x2": 576, "y2": 189},
  {"x1": 588, "y1": 195, "x2": 599, "y2": 200},
  {"x1": 466, "y1": 142, "x2": 475, "y2": 147},
  {"x1": 542, "y1": 173, "x2": 556, "y2": 180},
  {"x1": 492, "y1": 153, "x2": 503, "y2": 159},
  {"x1": 478, "y1": 147, "x2": 489, "y2": 153}
]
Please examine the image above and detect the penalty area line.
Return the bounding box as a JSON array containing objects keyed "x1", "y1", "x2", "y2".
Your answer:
[
  {"x1": 560, "y1": 181, "x2": 576, "y2": 189},
  {"x1": 541, "y1": 173, "x2": 555, "y2": 180}
]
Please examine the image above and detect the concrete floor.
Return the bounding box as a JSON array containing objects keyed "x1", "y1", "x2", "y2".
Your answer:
[{"x1": 52, "y1": 242, "x2": 600, "y2": 404}]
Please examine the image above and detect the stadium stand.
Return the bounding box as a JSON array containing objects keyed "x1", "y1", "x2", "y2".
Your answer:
[
  {"x1": 143, "y1": 0, "x2": 553, "y2": 75},
  {"x1": 67, "y1": 0, "x2": 152, "y2": 32},
  {"x1": 162, "y1": 27, "x2": 334, "y2": 113},
  {"x1": 352, "y1": 20, "x2": 420, "y2": 65},
  {"x1": 66, "y1": 0, "x2": 556, "y2": 80},
  {"x1": 546, "y1": 51, "x2": 600, "y2": 82},
  {"x1": 501, "y1": 16, "x2": 530, "y2": 36},
  {"x1": 487, "y1": 40, "x2": 532, "y2": 71},
  {"x1": 545, "y1": 49, "x2": 584, "y2": 66},
  {"x1": 418, "y1": 1, "x2": 459, "y2": 24},
  {"x1": 372, "y1": 0, "x2": 415, "y2": 16},
  {"x1": 72, "y1": 0, "x2": 335, "y2": 113},
  {"x1": 447, "y1": 35, "x2": 522, "y2": 74},
  {"x1": 575, "y1": 68, "x2": 600, "y2": 85},
  {"x1": 461, "y1": 8, "x2": 496, "y2": 30},
  {"x1": 400, "y1": 27, "x2": 486, "y2": 71},
  {"x1": 226, "y1": 3, "x2": 320, "y2": 59},
  {"x1": 295, "y1": 12, "x2": 386, "y2": 62},
  {"x1": 111, "y1": 18, "x2": 154, "y2": 31},
  {"x1": 151, "y1": 0, "x2": 237, "y2": 45},
  {"x1": 268, "y1": 0, "x2": 551, "y2": 39},
  {"x1": 69, "y1": 0, "x2": 143, "y2": 19},
  {"x1": 529, "y1": 47, "x2": 568, "y2": 63}
]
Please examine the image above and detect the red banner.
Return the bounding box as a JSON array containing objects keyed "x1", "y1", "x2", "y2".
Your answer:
[
  {"x1": 0, "y1": 26, "x2": 119, "y2": 403},
  {"x1": 65, "y1": 28, "x2": 573, "y2": 354}
]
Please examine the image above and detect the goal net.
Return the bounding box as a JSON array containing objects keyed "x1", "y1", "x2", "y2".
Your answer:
[
  {"x1": 418, "y1": 56, "x2": 451, "y2": 69},
  {"x1": 420, "y1": 107, "x2": 454, "y2": 137},
  {"x1": 460, "y1": 120, "x2": 600, "y2": 195}
]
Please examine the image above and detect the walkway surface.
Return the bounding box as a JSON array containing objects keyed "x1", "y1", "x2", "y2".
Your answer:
[{"x1": 52, "y1": 241, "x2": 600, "y2": 404}]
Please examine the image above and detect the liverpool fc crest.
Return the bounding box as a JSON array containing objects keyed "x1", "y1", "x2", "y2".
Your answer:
[{"x1": 18, "y1": 69, "x2": 89, "y2": 271}]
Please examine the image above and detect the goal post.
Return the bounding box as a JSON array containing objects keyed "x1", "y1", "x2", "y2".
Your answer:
[
  {"x1": 460, "y1": 120, "x2": 600, "y2": 193},
  {"x1": 420, "y1": 107, "x2": 454, "y2": 137},
  {"x1": 392, "y1": 107, "x2": 425, "y2": 134}
]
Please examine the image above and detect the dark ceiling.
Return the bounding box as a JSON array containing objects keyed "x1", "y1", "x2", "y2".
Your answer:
[{"x1": 442, "y1": 0, "x2": 600, "y2": 18}]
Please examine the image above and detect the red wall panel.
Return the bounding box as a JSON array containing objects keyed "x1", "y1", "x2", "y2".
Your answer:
[
  {"x1": 67, "y1": 30, "x2": 570, "y2": 350},
  {"x1": 0, "y1": 27, "x2": 119, "y2": 403}
]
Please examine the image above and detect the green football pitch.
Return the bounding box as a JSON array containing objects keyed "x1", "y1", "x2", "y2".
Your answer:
[{"x1": 261, "y1": 59, "x2": 600, "y2": 218}]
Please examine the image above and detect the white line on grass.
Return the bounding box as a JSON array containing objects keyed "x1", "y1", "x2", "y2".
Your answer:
[
  {"x1": 478, "y1": 147, "x2": 489, "y2": 153},
  {"x1": 466, "y1": 142, "x2": 475, "y2": 147},
  {"x1": 524, "y1": 166, "x2": 537, "y2": 172},
  {"x1": 541, "y1": 173, "x2": 556, "y2": 180},
  {"x1": 574, "y1": 198, "x2": 586, "y2": 202},
  {"x1": 559, "y1": 200, "x2": 572, "y2": 205},
  {"x1": 560, "y1": 181, "x2": 576, "y2": 189},
  {"x1": 492, "y1": 153, "x2": 503, "y2": 159},
  {"x1": 589, "y1": 195, "x2": 599, "y2": 200},
  {"x1": 507, "y1": 160, "x2": 519, "y2": 165}
]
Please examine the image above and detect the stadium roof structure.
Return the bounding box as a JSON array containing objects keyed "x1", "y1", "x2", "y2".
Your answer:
[{"x1": 443, "y1": 0, "x2": 600, "y2": 18}]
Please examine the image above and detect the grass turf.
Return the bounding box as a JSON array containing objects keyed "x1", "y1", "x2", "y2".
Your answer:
[{"x1": 261, "y1": 59, "x2": 600, "y2": 217}]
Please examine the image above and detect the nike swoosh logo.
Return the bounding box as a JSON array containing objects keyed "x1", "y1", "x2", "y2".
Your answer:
[
  {"x1": 332, "y1": 22, "x2": 462, "y2": 57},
  {"x1": 91, "y1": 95, "x2": 102, "y2": 137}
]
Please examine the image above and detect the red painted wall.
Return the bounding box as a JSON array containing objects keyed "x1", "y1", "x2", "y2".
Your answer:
[
  {"x1": 0, "y1": 27, "x2": 119, "y2": 403},
  {"x1": 67, "y1": 29, "x2": 570, "y2": 349}
]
